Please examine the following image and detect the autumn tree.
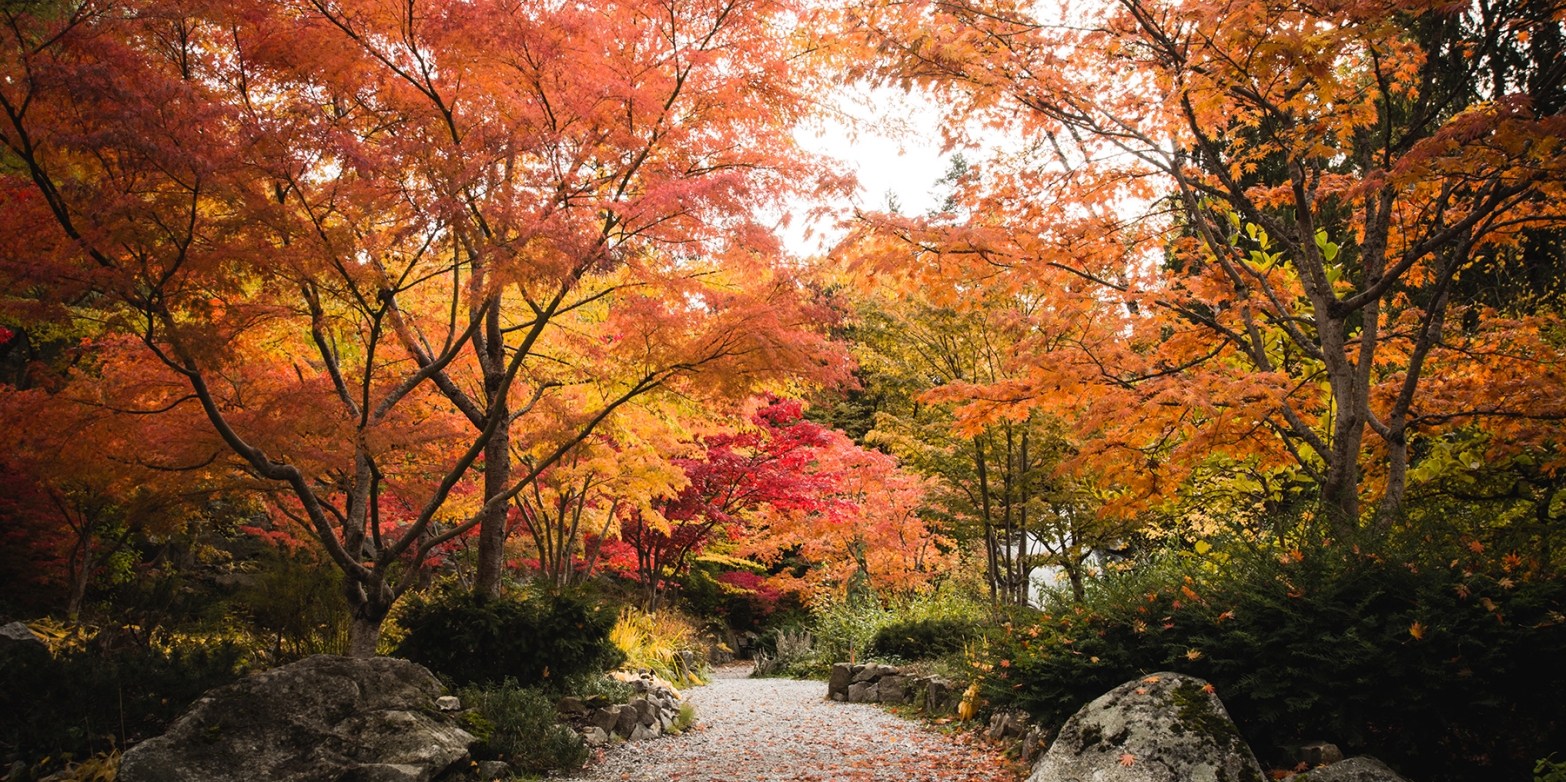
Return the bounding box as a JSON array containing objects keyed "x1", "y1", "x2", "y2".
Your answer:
[
  {"x1": 613, "y1": 397, "x2": 835, "y2": 610},
  {"x1": 0, "y1": 0, "x2": 843, "y2": 654},
  {"x1": 510, "y1": 406, "x2": 687, "y2": 589},
  {"x1": 745, "y1": 423, "x2": 954, "y2": 600},
  {"x1": 802, "y1": 272, "x2": 1142, "y2": 604},
  {"x1": 0, "y1": 360, "x2": 224, "y2": 616},
  {"x1": 844, "y1": 0, "x2": 1566, "y2": 535}
]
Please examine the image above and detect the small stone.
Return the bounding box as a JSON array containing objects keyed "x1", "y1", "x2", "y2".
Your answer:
[
  {"x1": 926, "y1": 679, "x2": 954, "y2": 714},
  {"x1": 828, "y1": 663, "x2": 853, "y2": 700},
  {"x1": 582, "y1": 726, "x2": 609, "y2": 747},
  {"x1": 435, "y1": 695, "x2": 461, "y2": 711},
  {"x1": 1300, "y1": 741, "x2": 1345, "y2": 767},
  {"x1": 476, "y1": 760, "x2": 511, "y2": 780},
  {"x1": 985, "y1": 710, "x2": 1010, "y2": 740}
]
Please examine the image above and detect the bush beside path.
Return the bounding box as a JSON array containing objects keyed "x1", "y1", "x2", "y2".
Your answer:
[{"x1": 576, "y1": 665, "x2": 1022, "y2": 781}]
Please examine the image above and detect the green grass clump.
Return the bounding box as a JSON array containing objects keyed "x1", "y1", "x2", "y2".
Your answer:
[{"x1": 458, "y1": 679, "x2": 588, "y2": 774}]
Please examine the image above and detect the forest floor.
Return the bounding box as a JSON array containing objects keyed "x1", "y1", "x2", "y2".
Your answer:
[{"x1": 573, "y1": 664, "x2": 1024, "y2": 782}]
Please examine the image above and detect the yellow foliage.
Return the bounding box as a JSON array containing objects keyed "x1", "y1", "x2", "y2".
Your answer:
[
  {"x1": 39, "y1": 751, "x2": 119, "y2": 782},
  {"x1": 957, "y1": 682, "x2": 980, "y2": 721},
  {"x1": 609, "y1": 607, "x2": 707, "y2": 686}
]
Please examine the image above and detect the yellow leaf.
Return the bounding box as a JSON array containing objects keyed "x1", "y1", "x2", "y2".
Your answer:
[{"x1": 1409, "y1": 621, "x2": 1425, "y2": 640}]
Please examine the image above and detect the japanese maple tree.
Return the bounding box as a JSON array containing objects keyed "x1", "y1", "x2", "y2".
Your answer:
[
  {"x1": 843, "y1": 0, "x2": 1566, "y2": 533},
  {"x1": 0, "y1": 0, "x2": 844, "y2": 653},
  {"x1": 614, "y1": 397, "x2": 836, "y2": 609}
]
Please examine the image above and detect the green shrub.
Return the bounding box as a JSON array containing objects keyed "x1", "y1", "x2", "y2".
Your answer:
[
  {"x1": 763, "y1": 583, "x2": 990, "y2": 678},
  {"x1": 0, "y1": 635, "x2": 249, "y2": 770},
  {"x1": 985, "y1": 539, "x2": 1566, "y2": 782},
  {"x1": 234, "y1": 552, "x2": 350, "y2": 657},
  {"x1": 457, "y1": 679, "x2": 588, "y2": 773},
  {"x1": 392, "y1": 586, "x2": 623, "y2": 688},
  {"x1": 870, "y1": 617, "x2": 982, "y2": 660},
  {"x1": 564, "y1": 672, "x2": 635, "y2": 705}
]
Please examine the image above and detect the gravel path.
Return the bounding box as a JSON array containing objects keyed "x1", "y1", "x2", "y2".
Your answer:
[{"x1": 575, "y1": 666, "x2": 1021, "y2": 782}]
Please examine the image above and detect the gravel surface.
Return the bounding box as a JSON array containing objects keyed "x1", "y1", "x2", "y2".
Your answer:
[{"x1": 574, "y1": 665, "x2": 1020, "y2": 781}]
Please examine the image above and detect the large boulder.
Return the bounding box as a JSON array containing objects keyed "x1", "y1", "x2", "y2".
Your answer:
[
  {"x1": 0, "y1": 622, "x2": 47, "y2": 653},
  {"x1": 119, "y1": 655, "x2": 474, "y2": 782},
  {"x1": 1291, "y1": 757, "x2": 1410, "y2": 782},
  {"x1": 1028, "y1": 672, "x2": 1264, "y2": 782}
]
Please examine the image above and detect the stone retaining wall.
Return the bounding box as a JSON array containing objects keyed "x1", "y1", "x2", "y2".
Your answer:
[
  {"x1": 562, "y1": 672, "x2": 688, "y2": 746},
  {"x1": 826, "y1": 662, "x2": 964, "y2": 713}
]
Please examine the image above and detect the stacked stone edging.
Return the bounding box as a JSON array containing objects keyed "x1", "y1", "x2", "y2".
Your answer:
[
  {"x1": 566, "y1": 672, "x2": 691, "y2": 745},
  {"x1": 826, "y1": 662, "x2": 964, "y2": 712}
]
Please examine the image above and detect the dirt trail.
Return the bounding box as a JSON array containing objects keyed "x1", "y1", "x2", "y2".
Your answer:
[{"x1": 575, "y1": 666, "x2": 1021, "y2": 782}]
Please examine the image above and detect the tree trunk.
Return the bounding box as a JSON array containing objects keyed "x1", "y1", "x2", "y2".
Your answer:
[
  {"x1": 1066, "y1": 562, "x2": 1085, "y2": 603},
  {"x1": 475, "y1": 397, "x2": 510, "y2": 595},
  {"x1": 347, "y1": 615, "x2": 383, "y2": 658},
  {"x1": 67, "y1": 540, "x2": 92, "y2": 619},
  {"x1": 344, "y1": 577, "x2": 393, "y2": 658}
]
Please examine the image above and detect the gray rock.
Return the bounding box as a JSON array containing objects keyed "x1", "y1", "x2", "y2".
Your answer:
[
  {"x1": 475, "y1": 760, "x2": 511, "y2": 780},
  {"x1": 829, "y1": 663, "x2": 853, "y2": 700},
  {"x1": 1020, "y1": 727, "x2": 1052, "y2": 763},
  {"x1": 1291, "y1": 757, "x2": 1410, "y2": 782},
  {"x1": 926, "y1": 678, "x2": 961, "y2": 714},
  {"x1": 0, "y1": 621, "x2": 46, "y2": 650},
  {"x1": 581, "y1": 726, "x2": 609, "y2": 747},
  {"x1": 676, "y1": 650, "x2": 698, "y2": 677},
  {"x1": 1027, "y1": 672, "x2": 1263, "y2": 782},
  {"x1": 435, "y1": 695, "x2": 461, "y2": 712},
  {"x1": 590, "y1": 706, "x2": 621, "y2": 735},
  {"x1": 119, "y1": 655, "x2": 474, "y2": 782},
  {"x1": 615, "y1": 704, "x2": 639, "y2": 738},
  {"x1": 1283, "y1": 742, "x2": 1345, "y2": 768},
  {"x1": 556, "y1": 696, "x2": 588, "y2": 717},
  {"x1": 628, "y1": 722, "x2": 659, "y2": 741},
  {"x1": 851, "y1": 664, "x2": 881, "y2": 683},
  {"x1": 987, "y1": 709, "x2": 1031, "y2": 740},
  {"x1": 632, "y1": 697, "x2": 657, "y2": 725},
  {"x1": 847, "y1": 681, "x2": 879, "y2": 703},
  {"x1": 878, "y1": 675, "x2": 907, "y2": 704}
]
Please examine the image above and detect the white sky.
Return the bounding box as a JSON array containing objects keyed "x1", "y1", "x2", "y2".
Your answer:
[{"x1": 781, "y1": 86, "x2": 952, "y2": 258}]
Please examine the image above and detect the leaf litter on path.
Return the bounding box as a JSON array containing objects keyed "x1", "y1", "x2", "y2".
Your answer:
[{"x1": 574, "y1": 669, "x2": 1023, "y2": 782}]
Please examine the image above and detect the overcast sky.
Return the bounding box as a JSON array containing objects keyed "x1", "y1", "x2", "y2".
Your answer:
[{"x1": 780, "y1": 86, "x2": 951, "y2": 258}]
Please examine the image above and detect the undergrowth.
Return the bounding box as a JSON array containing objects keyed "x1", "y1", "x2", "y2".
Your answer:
[{"x1": 982, "y1": 537, "x2": 1566, "y2": 782}]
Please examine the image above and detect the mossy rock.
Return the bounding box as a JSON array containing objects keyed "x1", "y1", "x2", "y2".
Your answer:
[{"x1": 1027, "y1": 671, "x2": 1264, "y2": 782}]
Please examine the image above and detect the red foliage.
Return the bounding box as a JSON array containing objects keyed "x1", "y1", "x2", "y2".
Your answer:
[{"x1": 611, "y1": 396, "x2": 836, "y2": 606}]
